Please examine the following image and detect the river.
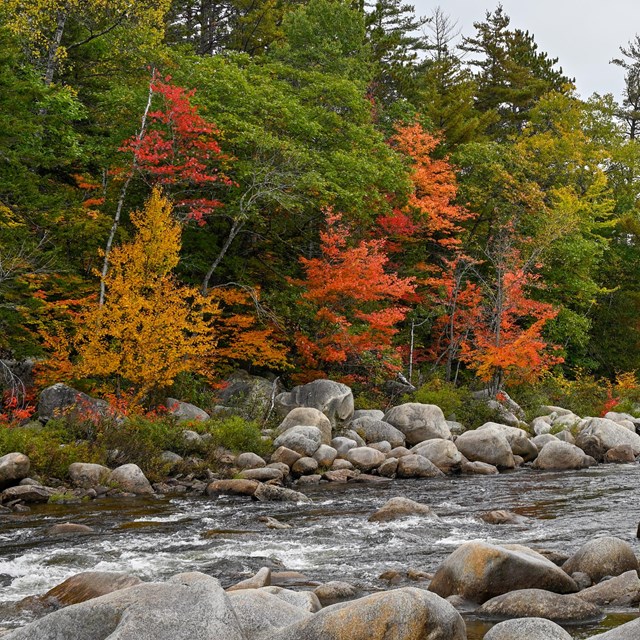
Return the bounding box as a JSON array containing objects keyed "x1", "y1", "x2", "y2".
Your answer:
[{"x1": 2, "y1": 464, "x2": 640, "y2": 638}]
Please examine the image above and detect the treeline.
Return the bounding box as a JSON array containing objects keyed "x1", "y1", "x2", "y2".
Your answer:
[{"x1": 2, "y1": 0, "x2": 640, "y2": 403}]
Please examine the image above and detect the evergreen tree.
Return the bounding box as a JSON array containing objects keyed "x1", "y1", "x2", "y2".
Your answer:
[{"x1": 611, "y1": 35, "x2": 640, "y2": 140}]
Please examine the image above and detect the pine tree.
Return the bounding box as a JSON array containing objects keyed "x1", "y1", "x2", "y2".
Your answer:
[{"x1": 611, "y1": 35, "x2": 640, "y2": 140}]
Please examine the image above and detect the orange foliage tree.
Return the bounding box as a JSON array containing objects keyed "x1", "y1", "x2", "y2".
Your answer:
[
  {"x1": 75, "y1": 189, "x2": 287, "y2": 399},
  {"x1": 292, "y1": 209, "x2": 416, "y2": 384}
]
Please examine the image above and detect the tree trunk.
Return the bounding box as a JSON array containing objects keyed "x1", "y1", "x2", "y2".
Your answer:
[{"x1": 43, "y1": 10, "x2": 67, "y2": 86}]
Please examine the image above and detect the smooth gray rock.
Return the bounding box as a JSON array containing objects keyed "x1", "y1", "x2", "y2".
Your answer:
[
  {"x1": 605, "y1": 444, "x2": 636, "y2": 463},
  {"x1": 377, "y1": 458, "x2": 399, "y2": 477},
  {"x1": 277, "y1": 408, "x2": 332, "y2": 445},
  {"x1": 2, "y1": 484, "x2": 53, "y2": 503},
  {"x1": 483, "y1": 617, "x2": 572, "y2": 640},
  {"x1": 0, "y1": 453, "x2": 30, "y2": 489},
  {"x1": 589, "y1": 617, "x2": 640, "y2": 639},
  {"x1": 330, "y1": 437, "x2": 358, "y2": 457},
  {"x1": 352, "y1": 410, "x2": 384, "y2": 421},
  {"x1": 217, "y1": 371, "x2": 277, "y2": 420},
  {"x1": 313, "y1": 581, "x2": 357, "y2": 606},
  {"x1": 108, "y1": 465, "x2": 153, "y2": 495},
  {"x1": 270, "y1": 446, "x2": 301, "y2": 467},
  {"x1": 532, "y1": 416, "x2": 553, "y2": 435},
  {"x1": 291, "y1": 457, "x2": 319, "y2": 475},
  {"x1": 68, "y1": 463, "x2": 111, "y2": 488},
  {"x1": 346, "y1": 447, "x2": 385, "y2": 471},
  {"x1": 369, "y1": 497, "x2": 438, "y2": 523},
  {"x1": 181, "y1": 430, "x2": 203, "y2": 447},
  {"x1": 227, "y1": 567, "x2": 271, "y2": 591},
  {"x1": 477, "y1": 423, "x2": 538, "y2": 461},
  {"x1": 576, "y1": 418, "x2": 640, "y2": 460},
  {"x1": 428, "y1": 542, "x2": 577, "y2": 604},
  {"x1": 344, "y1": 430, "x2": 366, "y2": 447},
  {"x1": 532, "y1": 434, "x2": 557, "y2": 450},
  {"x1": 166, "y1": 398, "x2": 210, "y2": 422},
  {"x1": 480, "y1": 510, "x2": 528, "y2": 525},
  {"x1": 38, "y1": 384, "x2": 112, "y2": 423},
  {"x1": 276, "y1": 380, "x2": 354, "y2": 426},
  {"x1": 562, "y1": 537, "x2": 639, "y2": 583},
  {"x1": 410, "y1": 439, "x2": 462, "y2": 473},
  {"x1": 238, "y1": 468, "x2": 283, "y2": 481},
  {"x1": 312, "y1": 445, "x2": 337, "y2": 467},
  {"x1": 383, "y1": 403, "x2": 451, "y2": 445},
  {"x1": 460, "y1": 459, "x2": 499, "y2": 475},
  {"x1": 253, "y1": 483, "x2": 311, "y2": 503},
  {"x1": 350, "y1": 417, "x2": 405, "y2": 448},
  {"x1": 577, "y1": 570, "x2": 640, "y2": 607},
  {"x1": 532, "y1": 441, "x2": 596, "y2": 470},
  {"x1": 455, "y1": 430, "x2": 515, "y2": 469},
  {"x1": 205, "y1": 479, "x2": 258, "y2": 497},
  {"x1": 6, "y1": 573, "x2": 244, "y2": 640},
  {"x1": 273, "y1": 426, "x2": 323, "y2": 457},
  {"x1": 396, "y1": 454, "x2": 444, "y2": 478},
  {"x1": 235, "y1": 452, "x2": 266, "y2": 470}
]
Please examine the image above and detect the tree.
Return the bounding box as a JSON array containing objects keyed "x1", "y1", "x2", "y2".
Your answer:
[
  {"x1": 292, "y1": 209, "x2": 415, "y2": 384},
  {"x1": 611, "y1": 35, "x2": 640, "y2": 140}
]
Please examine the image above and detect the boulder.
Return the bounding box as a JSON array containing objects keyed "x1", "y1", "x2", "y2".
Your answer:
[
  {"x1": 346, "y1": 447, "x2": 386, "y2": 471},
  {"x1": 428, "y1": 542, "x2": 577, "y2": 603},
  {"x1": 352, "y1": 409, "x2": 384, "y2": 421},
  {"x1": 551, "y1": 413, "x2": 581, "y2": 430},
  {"x1": 271, "y1": 446, "x2": 302, "y2": 467},
  {"x1": 7, "y1": 572, "x2": 244, "y2": 640},
  {"x1": 388, "y1": 446, "x2": 410, "y2": 458},
  {"x1": 291, "y1": 457, "x2": 319, "y2": 475},
  {"x1": 588, "y1": 617, "x2": 640, "y2": 639},
  {"x1": 454, "y1": 430, "x2": 515, "y2": 469},
  {"x1": 166, "y1": 398, "x2": 209, "y2": 422},
  {"x1": 313, "y1": 581, "x2": 357, "y2": 605},
  {"x1": 108, "y1": 464, "x2": 153, "y2": 495},
  {"x1": 0, "y1": 453, "x2": 30, "y2": 489},
  {"x1": 480, "y1": 510, "x2": 528, "y2": 525},
  {"x1": 68, "y1": 463, "x2": 111, "y2": 488},
  {"x1": 604, "y1": 411, "x2": 640, "y2": 428},
  {"x1": 477, "y1": 423, "x2": 538, "y2": 461},
  {"x1": 555, "y1": 430, "x2": 575, "y2": 444},
  {"x1": 576, "y1": 418, "x2": 640, "y2": 460},
  {"x1": 532, "y1": 441, "x2": 596, "y2": 470},
  {"x1": 205, "y1": 479, "x2": 258, "y2": 497},
  {"x1": 275, "y1": 380, "x2": 354, "y2": 425},
  {"x1": 159, "y1": 451, "x2": 183, "y2": 469},
  {"x1": 446, "y1": 421, "x2": 466, "y2": 436},
  {"x1": 217, "y1": 371, "x2": 278, "y2": 420},
  {"x1": 383, "y1": 403, "x2": 451, "y2": 445},
  {"x1": 330, "y1": 437, "x2": 358, "y2": 457},
  {"x1": 577, "y1": 570, "x2": 640, "y2": 607},
  {"x1": 226, "y1": 588, "x2": 312, "y2": 636},
  {"x1": 477, "y1": 588, "x2": 602, "y2": 624},
  {"x1": 483, "y1": 617, "x2": 572, "y2": 640},
  {"x1": 322, "y1": 469, "x2": 358, "y2": 482},
  {"x1": 410, "y1": 439, "x2": 462, "y2": 474},
  {"x1": 532, "y1": 434, "x2": 557, "y2": 450},
  {"x1": 605, "y1": 444, "x2": 636, "y2": 463},
  {"x1": 562, "y1": 537, "x2": 639, "y2": 583},
  {"x1": 227, "y1": 567, "x2": 271, "y2": 591},
  {"x1": 2, "y1": 484, "x2": 53, "y2": 503},
  {"x1": 259, "y1": 586, "x2": 321, "y2": 612},
  {"x1": 235, "y1": 452, "x2": 266, "y2": 470},
  {"x1": 532, "y1": 416, "x2": 553, "y2": 435},
  {"x1": 350, "y1": 417, "x2": 405, "y2": 448},
  {"x1": 181, "y1": 430, "x2": 203, "y2": 447},
  {"x1": 540, "y1": 405, "x2": 574, "y2": 417},
  {"x1": 329, "y1": 459, "x2": 354, "y2": 471},
  {"x1": 344, "y1": 430, "x2": 366, "y2": 447},
  {"x1": 368, "y1": 497, "x2": 437, "y2": 523},
  {"x1": 396, "y1": 454, "x2": 445, "y2": 478},
  {"x1": 273, "y1": 426, "x2": 323, "y2": 457},
  {"x1": 47, "y1": 523, "x2": 94, "y2": 536},
  {"x1": 377, "y1": 458, "x2": 399, "y2": 477},
  {"x1": 38, "y1": 383, "x2": 112, "y2": 423},
  {"x1": 238, "y1": 468, "x2": 283, "y2": 481},
  {"x1": 461, "y1": 459, "x2": 499, "y2": 475},
  {"x1": 270, "y1": 587, "x2": 466, "y2": 640},
  {"x1": 253, "y1": 483, "x2": 311, "y2": 503},
  {"x1": 312, "y1": 445, "x2": 337, "y2": 467},
  {"x1": 277, "y1": 408, "x2": 332, "y2": 445}
]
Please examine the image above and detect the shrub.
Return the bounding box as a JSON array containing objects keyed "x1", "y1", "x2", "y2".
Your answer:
[{"x1": 204, "y1": 415, "x2": 269, "y2": 456}]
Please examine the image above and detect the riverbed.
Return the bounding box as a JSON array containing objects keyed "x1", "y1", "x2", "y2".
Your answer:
[{"x1": 2, "y1": 464, "x2": 639, "y2": 638}]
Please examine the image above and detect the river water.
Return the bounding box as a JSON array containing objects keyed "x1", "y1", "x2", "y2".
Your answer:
[{"x1": 1, "y1": 465, "x2": 640, "y2": 638}]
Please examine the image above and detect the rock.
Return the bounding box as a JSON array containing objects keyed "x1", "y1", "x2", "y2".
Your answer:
[
  {"x1": 551, "y1": 413, "x2": 582, "y2": 430},
  {"x1": 10, "y1": 572, "x2": 243, "y2": 640},
  {"x1": 159, "y1": 451, "x2": 183, "y2": 469},
  {"x1": 576, "y1": 418, "x2": 640, "y2": 460},
  {"x1": 344, "y1": 430, "x2": 366, "y2": 446},
  {"x1": 108, "y1": 464, "x2": 153, "y2": 495},
  {"x1": 268, "y1": 462, "x2": 290, "y2": 476},
  {"x1": 562, "y1": 536, "x2": 639, "y2": 583},
  {"x1": 480, "y1": 510, "x2": 528, "y2": 525},
  {"x1": 270, "y1": 587, "x2": 466, "y2": 640},
  {"x1": 291, "y1": 457, "x2": 319, "y2": 475},
  {"x1": 258, "y1": 516, "x2": 291, "y2": 530},
  {"x1": 313, "y1": 445, "x2": 337, "y2": 467},
  {"x1": 352, "y1": 409, "x2": 385, "y2": 421},
  {"x1": 227, "y1": 588, "x2": 313, "y2": 637},
  {"x1": 346, "y1": 447, "x2": 386, "y2": 471},
  {"x1": 259, "y1": 586, "x2": 321, "y2": 612},
  {"x1": 181, "y1": 429, "x2": 203, "y2": 447},
  {"x1": 276, "y1": 380, "x2": 354, "y2": 426},
  {"x1": 410, "y1": 439, "x2": 462, "y2": 474},
  {"x1": 0, "y1": 453, "x2": 30, "y2": 489},
  {"x1": 532, "y1": 416, "x2": 553, "y2": 435},
  {"x1": 588, "y1": 617, "x2": 640, "y2": 639},
  {"x1": 454, "y1": 430, "x2": 515, "y2": 469},
  {"x1": 47, "y1": 523, "x2": 94, "y2": 536},
  {"x1": 477, "y1": 423, "x2": 538, "y2": 461},
  {"x1": 577, "y1": 570, "x2": 640, "y2": 606},
  {"x1": 388, "y1": 446, "x2": 410, "y2": 458},
  {"x1": 605, "y1": 444, "x2": 636, "y2": 463},
  {"x1": 446, "y1": 421, "x2": 466, "y2": 436},
  {"x1": 330, "y1": 437, "x2": 358, "y2": 456},
  {"x1": 396, "y1": 454, "x2": 444, "y2": 478},
  {"x1": 165, "y1": 398, "x2": 209, "y2": 422},
  {"x1": 378, "y1": 458, "x2": 398, "y2": 477},
  {"x1": 532, "y1": 434, "x2": 557, "y2": 450},
  {"x1": 238, "y1": 467, "x2": 283, "y2": 481},
  {"x1": 227, "y1": 566, "x2": 271, "y2": 591},
  {"x1": 555, "y1": 430, "x2": 575, "y2": 444},
  {"x1": 277, "y1": 408, "x2": 332, "y2": 445},
  {"x1": 322, "y1": 469, "x2": 359, "y2": 482},
  {"x1": 379, "y1": 570, "x2": 402, "y2": 584},
  {"x1": 478, "y1": 588, "x2": 602, "y2": 624},
  {"x1": 428, "y1": 542, "x2": 578, "y2": 604},
  {"x1": 254, "y1": 483, "x2": 311, "y2": 503},
  {"x1": 273, "y1": 426, "x2": 323, "y2": 457},
  {"x1": 38, "y1": 383, "x2": 112, "y2": 423},
  {"x1": 368, "y1": 441, "x2": 392, "y2": 453},
  {"x1": 217, "y1": 371, "x2": 278, "y2": 420},
  {"x1": 329, "y1": 459, "x2": 354, "y2": 471},
  {"x1": 460, "y1": 459, "x2": 499, "y2": 475},
  {"x1": 368, "y1": 496, "x2": 437, "y2": 523},
  {"x1": 68, "y1": 463, "x2": 110, "y2": 488},
  {"x1": 205, "y1": 479, "x2": 258, "y2": 497},
  {"x1": 532, "y1": 441, "x2": 596, "y2": 470},
  {"x1": 604, "y1": 411, "x2": 640, "y2": 427},
  {"x1": 313, "y1": 581, "x2": 357, "y2": 605},
  {"x1": 571, "y1": 571, "x2": 592, "y2": 590},
  {"x1": 350, "y1": 417, "x2": 405, "y2": 448},
  {"x1": 383, "y1": 403, "x2": 451, "y2": 445},
  {"x1": 483, "y1": 617, "x2": 572, "y2": 640},
  {"x1": 271, "y1": 446, "x2": 302, "y2": 467},
  {"x1": 23, "y1": 571, "x2": 143, "y2": 610},
  {"x1": 296, "y1": 474, "x2": 322, "y2": 485},
  {"x1": 235, "y1": 452, "x2": 266, "y2": 470},
  {"x1": 2, "y1": 484, "x2": 53, "y2": 503},
  {"x1": 540, "y1": 405, "x2": 574, "y2": 417}
]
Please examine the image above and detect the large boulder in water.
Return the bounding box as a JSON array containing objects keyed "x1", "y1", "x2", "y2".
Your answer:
[
  {"x1": 576, "y1": 570, "x2": 640, "y2": 607},
  {"x1": 270, "y1": 587, "x2": 466, "y2": 640},
  {"x1": 454, "y1": 430, "x2": 515, "y2": 469},
  {"x1": 350, "y1": 417, "x2": 405, "y2": 448},
  {"x1": 396, "y1": 454, "x2": 444, "y2": 478},
  {"x1": 275, "y1": 380, "x2": 354, "y2": 425},
  {"x1": 276, "y1": 408, "x2": 332, "y2": 445},
  {"x1": 477, "y1": 588, "x2": 602, "y2": 624},
  {"x1": 428, "y1": 542, "x2": 577, "y2": 604},
  {"x1": 410, "y1": 439, "x2": 462, "y2": 474},
  {"x1": 532, "y1": 441, "x2": 596, "y2": 470},
  {"x1": 108, "y1": 464, "x2": 153, "y2": 495},
  {"x1": 0, "y1": 452, "x2": 30, "y2": 489},
  {"x1": 368, "y1": 497, "x2": 438, "y2": 523},
  {"x1": 383, "y1": 403, "x2": 451, "y2": 446},
  {"x1": 562, "y1": 537, "x2": 639, "y2": 583},
  {"x1": 483, "y1": 618, "x2": 572, "y2": 640},
  {"x1": 5, "y1": 572, "x2": 245, "y2": 640},
  {"x1": 576, "y1": 418, "x2": 640, "y2": 460},
  {"x1": 476, "y1": 423, "x2": 538, "y2": 461}
]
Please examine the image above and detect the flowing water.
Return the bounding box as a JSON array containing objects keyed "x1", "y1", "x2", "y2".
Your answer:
[{"x1": 2, "y1": 465, "x2": 640, "y2": 638}]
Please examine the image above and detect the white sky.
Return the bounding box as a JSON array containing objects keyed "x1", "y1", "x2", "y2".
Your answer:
[{"x1": 412, "y1": 0, "x2": 640, "y2": 100}]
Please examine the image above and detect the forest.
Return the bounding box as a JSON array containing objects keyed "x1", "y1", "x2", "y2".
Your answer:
[{"x1": 2, "y1": 0, "x2": 640, "y2": 417}]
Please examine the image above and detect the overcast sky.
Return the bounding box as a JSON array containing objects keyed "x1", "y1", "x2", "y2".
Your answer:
[{"x1": 412, "y1": 0, "x2": 640, "y2": 100}]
